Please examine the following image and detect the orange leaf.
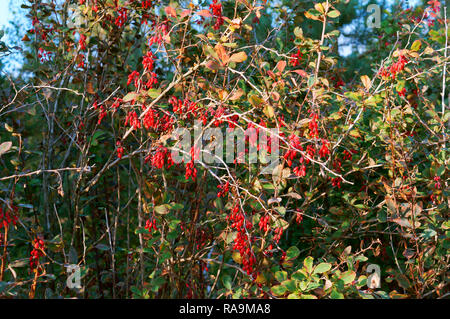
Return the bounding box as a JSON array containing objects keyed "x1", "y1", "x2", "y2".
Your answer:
[
  {"x1": 86, "y1": 81, "x2": 95, "y2": 94},
  {"x1": 180, "y1": 9, "x2": 191, "y2": 19},
  {"x1": 229, "y1": 88, "x2": 244, "y2": 101},
  {"x1": 214, "y1": 44, "x2": 229, "y2": 65},
  {"x1": 229, "y1": 51, "x2": 247, "y2": 63},
  {"x1": 276, "y1": 60, "x2": 286, "y2": 73},
  {"x1": 205, "y1": 60, "x2": 221, "y2": 71},
  {"x1": 164, "y1": 6, "x2": 177, "y2": 18}
]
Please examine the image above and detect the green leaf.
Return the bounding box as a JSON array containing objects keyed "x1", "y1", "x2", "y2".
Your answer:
[
  {"x1": 170, "y1": 203, "x2": 184, "y2": 210},
  {"x1": 313, "y1": 262, "x2": 331, "y2": 274},
  {"x1": 281, "y1": 279, "x2": 297, "y2": 292},
  {"x1": 339, "y1": 270, "x2": 356, "y2": 285},
  {"x1": 271, "y1": 284, "x2": 287, "y2": 296},
  {"x1": 286, "y1": 246, "x2": 300, "y2": 260},
  {"x1": 155, "y1": 204, "x2": 171, "y2": 215},
  {"x1": 436, "y1": 165, "x2": 445, "y2": 176},
  {"x1": 292, "y1": 270, "x2": 307, "y2": 281},
  {"x1": 421, "y1": 228, "x2": 437, "y2": 239},
  {"x1": 275, "y1": 270, "x2": 288, "y2": 282},
  {"x1": 222, "y1": 275, "x2": 232, "y2": 290},
  {"x1": 147, "y1": 89, "x2": 162, "y2": 99},
  {"x1": 303, "y1": 256, "x2": 314, "y2": 273},
  {"x1": 123, "y1": 92, "x2": 138, "y2": 102},
  {"x1": 130, "y1": 286, "x2": 142, "y2": 297},
  {"x1": 300, "y1": 294, "x2": 318, "y2": 299},
  {"x1": 330, "y1": 289, "x2": 344, "y2": 299},
  {"x1": 327, "y1": 10, "x2": 341, "y2": 18}
]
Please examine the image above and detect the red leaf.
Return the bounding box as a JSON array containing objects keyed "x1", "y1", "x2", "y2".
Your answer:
[
  {"x1": 292, "y1": 69, "x2": 308, "y2": 77},
  {"x1": 197, "y1": 9, "x2": 212, "y2": 18}
]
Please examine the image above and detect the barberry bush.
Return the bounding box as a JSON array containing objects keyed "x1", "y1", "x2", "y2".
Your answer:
[{"x1": 0, "y1": 0, "x2": 448, "y2": 299}]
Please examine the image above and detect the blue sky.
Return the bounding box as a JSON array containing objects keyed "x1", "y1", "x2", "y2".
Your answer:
[
  {"x1": 0, "y1": 0, "x2": 429, "y2": 70},
  {"x1": 0, "y1": 0, "x2": 13, "y2": 29}
]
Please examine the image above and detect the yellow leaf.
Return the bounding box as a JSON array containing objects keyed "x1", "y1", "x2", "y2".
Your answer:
[
  {"x1": 264, "y1": 105, "x2": 275, "y2": 118},
  {"x1": 349, "y1": 129, "x2": 361, "y2": 138},
  {"x1": 232, "y1": 252, "x2": 242, "y2": 264},
  {"x1": 314, "y1": 3, "x2": 325, "y2": 14},
  {"x1": 411, "y1": 40, "x2": 421, "y2": 52},
  {"x1": 361, "y1": 75, "x2": 371, "y2": 91}
]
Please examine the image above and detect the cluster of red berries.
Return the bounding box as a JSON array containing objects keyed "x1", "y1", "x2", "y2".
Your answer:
[
  {"x1": 293, "y1": 164, "x2": 306, "y2": 177},
  {"x1": 284, "y1": 133, "x2": 302, "y2": 167},
  {"x1": 331, "y1": 177, "x2": 342, "y2": 189},
  {"x1": 185, "y1": 160, "x2": 197, "y2": 181},
  {"x1": 38, "y1": 48, "x2": 52, "y2": 63},
  {"x1": 258, "y1": 214, "x2": 271, "y2": 232},
  {"x1": 93, "y1": 101, "x2": 107, "y2": 125},
  {"x1": 0, "y1": 206, "x2": 18, "y2": 229},
  {"x1": 217, "y1": 181, "x2": 230, "y2": 198},
  {"x1": 142, "y1": 106, "x2": 173, "y2": 132},
  {"x1": 148, "y1": 22, "x2": 168, "y2": 47},
  {"x1": 309, "y1": 112, "x2": 319, "y2": 138},
  {"x1": 116, "y1": 141, "x2": 124, "y2": 159},
  {"x1": 284, "y1": 133, "x2": 316, "y2": 178},
  {"x1": 295, "y1": 210, "x2": 303, "y2": 225},
  {"x1": 28, "y1": 16, "x2": 54, "y2": 42},
  {"x1": 125, "y1": 110, "x2": 141, "y2": 130},
  {"x1": 112, "y1": 97, "x2": 122, "y2": 109},
  {"x1": 142, "y1": 50, "x2": 158, "y2": 89},
  {"x1": 379, "y1": 54, "x2": 408, "y2": 79},
  {"x1": 273, "y1": 227, "x2": 283, "y2": 244},
  {"x1": 114, "y1": 7, "x2": 128, "y2": 27},
  {"x1": 127, "y1": 70, "x2": 140, "y2": 88},
  {"x1": 318, "y1": 139, "x2": 330, "y2": 158},
  {"x1": 146, "y1": 146, "x2": 174, "y2": 169},
  {"x1": 209, "y1": 0, "x2": 224, "y2": 30},
  {"x1": 433, "y1": 176, "x2": 441, "y2": 189},
  {"x1": 169, "y1": 96, "x2": 202, "y2": 120},
  {"x1": 195, "y1": 227, "x2": 212, "y2": 250},
  {"x1": 330, "y1": 76, "x2": 345, "y2": 89},
  {"x1": 342, "y1": 149, "x2": 353, "y2": 161},
  {"x1": 30, "y1": 237, "x2": 45, "y2": 270},
  {"x1": 145, "y1": 218, "x2": 158, "y2": 233},
  {"x1": 227, "y1": 204, "x2": 256, "y2": 276},
  {"x1": 289, "y1": 49, "x2": 303, "y2": 67},
  {"x1": 142, "y1": 51, "x2": 155, "y2": 71},
  {"x1": 397, "y1": 87, "x2": 407, "y2": 97},
  {"x1": 141, "y1": 0, "x2": 153, "y2": 9},
  {"x1": 78, "y1": 34, "x2": 87, "y2": 51}
]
